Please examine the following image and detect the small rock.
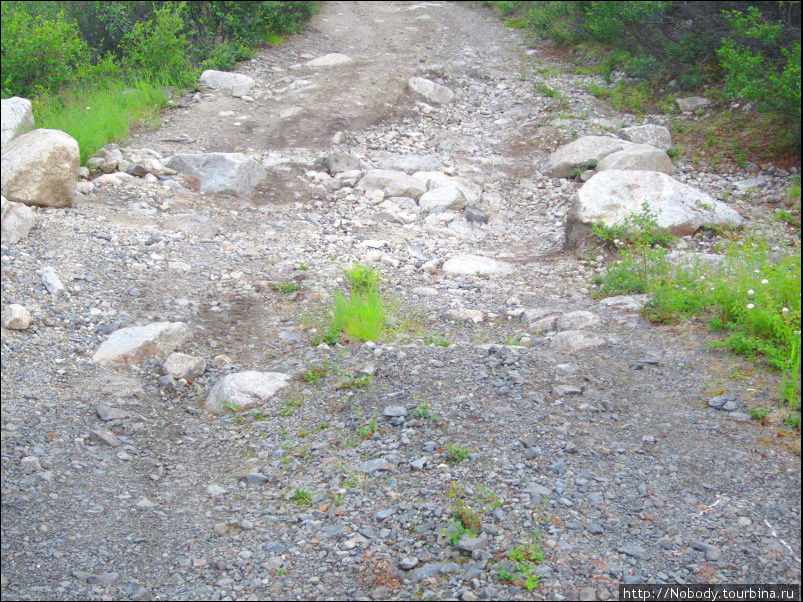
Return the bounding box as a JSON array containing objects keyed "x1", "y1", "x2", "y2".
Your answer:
[
  {"x1": 1, "y1": 304, "x2": 31, "y2": 330},
  {"x1": 41, "y1": 267, "x2": 65, "y2": 296}
]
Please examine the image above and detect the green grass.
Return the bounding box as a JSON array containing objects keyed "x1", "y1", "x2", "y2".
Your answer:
[
  {"x1": 325, "y1": 263, "x2": 386, "y2": 343},
  {"x1": 34, "y1": 77, "x2": 169, "y2": 164},
  {"x1": 593, "y1": 221, "x2": 801, "y2": 424},
  {"x1": 302, "y1": 363, "x2": 329, "y2": 383},
  {"x1": 495, "y1": 534, "x2": 545, "y2": 592},
  {"x1": 272, "y1": 281, "x2": 299, "y2": 294},
  {"x1": 445, "y1": 443, "x2": 474, "y2": 464}
]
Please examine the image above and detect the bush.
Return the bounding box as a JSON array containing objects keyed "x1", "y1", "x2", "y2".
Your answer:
[
  {"x1": 1, "y1": 8, "x2": 90, "y2": 97},
  {"x1": 122, "y1": 3, "x2": 195, "y2": 88},
  {"x1": 717, "y1": 6, "x2": 801, "y2": 141}
]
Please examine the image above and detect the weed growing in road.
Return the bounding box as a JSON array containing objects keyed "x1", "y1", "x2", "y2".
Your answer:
[
  {"x1": 272, "y1": 280, "x2": 299, "y2": 294},
  {"x1": 424, "y1": 332, "x2": 450, "y2": 347},
  {"x1": 415, "y1": 402, "x2": 443, "y2": 426},
  {"x1": 289, "y1": 488, "x2": 312, "y2": 506},
  {"x1": 494, "y1": 533, "x2": 545, "y2": 592},
  {"x1": 356, "y1": 418, "x2": 380, "y2": 439},
  {"x1": 445, "y1": 443, "x2": 474, "y2": 464},
  {"x1": 337, "y1": 374, "x2": 373, "y2": 390},
  {"x1": 330, "y1": 263, "x2": 386, "y2": 342},
  {"x1": 303, "y1": 362, "x2": 330, "y2": 383}
]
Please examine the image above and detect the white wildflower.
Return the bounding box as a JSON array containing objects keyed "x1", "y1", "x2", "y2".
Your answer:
[{"x1": 746, "y1": 303, "x2": 755, "y2": 309}]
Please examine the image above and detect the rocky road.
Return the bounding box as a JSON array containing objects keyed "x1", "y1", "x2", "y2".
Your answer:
[{"x1": 1, "y1": 2, "x2": 800, "y2": 600}]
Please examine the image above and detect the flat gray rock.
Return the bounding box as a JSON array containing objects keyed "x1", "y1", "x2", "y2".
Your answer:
[
  {"x1": 357, "y1": 169, "x2": 427, "y2": 200},
  {"x1": 166, "y1": 153, "x2": 266, "y2": 197},
  {"x1": 550, "y1": 330, "x2": 607, "y2": 352},
  {"x1": 407, "y1": 77, "x2": 454, "y2": 104},
  {"x1": 93, "y1": 322, "x2": 191, "y2": 366},
  {"x1": 442, "y1": 254, "x2": 513, "y2": 275}
]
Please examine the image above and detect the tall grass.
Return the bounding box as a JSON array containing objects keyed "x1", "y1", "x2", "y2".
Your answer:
[{"x1": 34, "y1": 78, "x2": 168, "y2": 163}]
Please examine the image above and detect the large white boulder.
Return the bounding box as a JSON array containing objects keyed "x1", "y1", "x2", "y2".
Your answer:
[
  {"x1": 1, "y1": 129, "x2": 79, "y2": 207},
  {"x1": 565, "y1": 170, "x2": 744, "y2": 246},
  {"x1": 596, "y1": 144, "x2": 675, "y2": 175},
  {"x1": 199, "y1": 70, "x2": 255, "y2": 98},
  {"x1": 1, "y1": 97, "x2": 34, "y2": 146},
  {"x1": 92, "y1": 322, "x2": 191, "y2": 366},
  {"x1": 538, "y1": 136, "x2": 632, "y2": 179},
  {"x1": 1, "y1": 195, "x2": 36, "y2": 244},
  {"x1": 205, "y1": 371, "x2": 290, "y2": 415},
  {"x1": 442, "y1": 254, "x2": 513, "y2": 275},
  {"x1": 407, "y1": 77, "x2": 454, "y2": 104},
  {"x1": 621, "y1": 124, "x2": 672, "y2": 151},
  {"x1": 357, "y1": 169, "x2": 427, "y2": 200},
  {"x1": 166, "y1": 153, "x2": 266, "y2": 196}
]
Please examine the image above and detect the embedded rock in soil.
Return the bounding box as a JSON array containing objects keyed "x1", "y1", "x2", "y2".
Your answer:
[
  {"x1": 166, "y1": 153, "x2": 266, "y2": 196},
  {"x1": 92, "y1": 322, "x2": 191, "y2": 366},
  {"x1": 1, "y1": 195, "x2": 36, "y2": 244},
  {"x1": 306, "y1": 53, "x2": 353, "y2": 67},
  {"x1": 198, "y1": 70, "x2": 255, "y2": 98},
  {"x1": 205, "y1": 371, "x2": 291, "y2": 415},
  {"x1": 357, "y1": 169, "x2": 427, "y2": 200},
  {"x1": 407, "y1": 77, "x2": 455, "y2": 104},
  {"x1": 442, "y1": 254, "x2": 513, "y2": 275}
]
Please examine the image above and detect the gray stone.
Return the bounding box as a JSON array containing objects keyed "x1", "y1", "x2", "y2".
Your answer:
[
  {"x1": 621, "y1": 124, "x2": 672, "y2": 151},
  {"x1": 538, "y1": 136, "x2": 631, "y2": 179},
  {"x1": 306, "y1": 53, "x2": 352, "y2": 67},
  {"x1": 596, "y1": 144, "x2": 675, "y2": 175},
  {"x1": 377, "y1": 153, "x2": 440, "y2": 175},
  {"x1": 326, "y1": 151, "x2": 361, "y2": 174},
  {"x1": 1, "y1": 129, "x2": 79, "y2": 207},
  {"x1": 163, "y1": 352, "x2": 206, "y2": 380},
  {"x1": 41, "y1": 267, "x2": 65, "y2": 297},
  {"x1": 408, "y1": 562, "x2": 458, "y2": 581},
  {"x1": 708, "y1": 394, "x2": 736, "y2": 410},
  {"x1": 374, "y1": 199, "x2": 417, "y2": 224},
  {"x1": 464, "y1": 205, "x2": 488, "y2": 224},
  {"x1": 555, "y1": 310, "x2": 600, "y2": 331},
  {"x1": 407, "y1": 77, "x2": 454, "y2": 104},
  {"x1": 161, "y1": 214, "x2": 221, "y2": 238},
  {"x1": 93, "y1": 322, "x2": 191, "y2": 366},
  {"x1": 383, "y1": 405, "x2": 407, "y2": 418},
  {"x1": 413, "y1": 171, "x2": 482, "y2": 204},
  {"x1": 198, "y1": 70, "x2": 255, "y2": 98},
  {"x1": 586, "y1": 522, "x2": 605, "y2": 534},
  {"x1": 1, "y1": 97, "x2": 34, "y2": 146},
  {"x1": 442, "y1": 254, "x2": 513, "y2": 275},
  {"x1": 90, "y1": 429, "x2": 122, "y2": 447},
  {"x1": 1, "y1": 304, "x2": 31, "y2": 330},
  {"x1": 166, "y1": 153, "x2": 266, "y2": 196},
  {"x1": 1, "y1": 195, "x2": 36, "y2": 244},
  {"x1": 550, "y1": 330, "x2": 607, "y2": 352},
  {"x1": 410, "y1": 456, "x2": 429, "y2": 470},
  {"x1": 618, "y1": 544, "x2": 651, "y2": 561},
  {"x1": 399, "y1": 557, "x2": 419, "y2": 570},
  {"x1": 358, "y1": 458, "x2": 396, "y2": 473},
  {"x1": 95, "y1": 404, "x2": 130, "y2": 422},
  {"x1": 419, "y1": 186, "x2": 466, "y2": 213},
  {"x1": 205, "y1": 371, "x2": 290, "y2": 415},
  {"x1": 566, "y1": 170, "x2": 743, "y2": 246},
  {"x1": 676, "y1": 96, "x2": 711, "y2": 112},
  {"x1": 733, "y1": 176, "x2": 767, "y2": 191},
  {"x1": 357, "y1": 169, "x2": 427, "y2": 200}
]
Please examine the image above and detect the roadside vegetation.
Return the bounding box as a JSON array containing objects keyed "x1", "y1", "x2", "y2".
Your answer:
[
  {"x1": 590, "y1": 204, "x2": 801, "y2": 428},
  {"x1": 485, "y1": 1, "x2": 801, "y2": 165},
  {"x1": 1, "y1": 1, "x2": 318, "y2": 162}
]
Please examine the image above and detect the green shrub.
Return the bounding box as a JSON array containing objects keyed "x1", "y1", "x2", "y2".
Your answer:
[
  {"x1": 717, "y1": 6, "x2": 801, "y2": 141},
  {"x1": 1, "y1": 8, "x2": 90, "y2": 97},
  {"x1": 594, "y1": 233, "x2": 801, "y2": 422},
  {"x1": 122, "y1": 3, "x2": 195, "y2": 87}
]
